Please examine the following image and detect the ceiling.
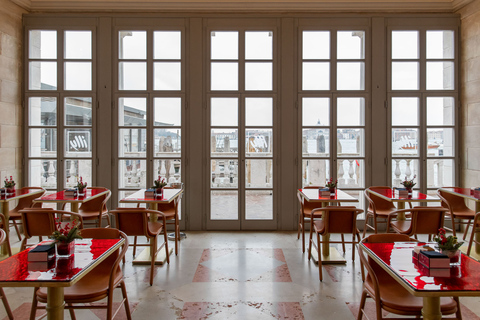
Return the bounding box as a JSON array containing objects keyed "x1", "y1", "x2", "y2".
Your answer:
[{"x1": 9, "y1": 0, "x2": 474, "y2": 13}]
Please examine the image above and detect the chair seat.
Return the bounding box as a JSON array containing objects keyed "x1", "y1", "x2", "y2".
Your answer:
[
  {"x1": 449, "y1": 209, "x2": 475, "y2": 219},
  {"x1": 63, "y1": 210, "x2": 108, "y2": 221},
  {"x1": 312, "y1": 220, "x2": 325, "y2": 234},
  {"x1": 390, "y1": 219, "x2": 411, "y2": 234},
  {"x1": 365, "y1": 271, "x2": 457, "y2": 314},
  {"x1": 147, "y1": 221, "x2": 164, "y2": 237},
  {"x1": 7, "y1": 212, "x2": 21, "y2": 220}
]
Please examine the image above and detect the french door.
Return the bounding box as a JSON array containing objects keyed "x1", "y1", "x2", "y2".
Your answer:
[{"x1": 205, "y1": 24, "x2": 277, "y2": 230}]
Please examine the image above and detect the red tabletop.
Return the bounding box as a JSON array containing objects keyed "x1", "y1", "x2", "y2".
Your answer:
[
  {"x1": 369, "y1": 187, "x2": 439, "y2": 202},
  {"x1": 0, "y1": 239, "x2": 122, "y2": 284},
  {"x1": 37, "y1": 188, "x2": 107, "y2": 202},
  {"x1": 0, "y1": 187, "x2": 44, "y2": 202},
  {"x1": 362, "y1": 242, "x2": 480, "y2": 293}
]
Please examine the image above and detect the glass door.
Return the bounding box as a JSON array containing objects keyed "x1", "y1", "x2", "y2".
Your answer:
[{"x1": 207, "y1": 28, "x2": 276, "y2": 230}]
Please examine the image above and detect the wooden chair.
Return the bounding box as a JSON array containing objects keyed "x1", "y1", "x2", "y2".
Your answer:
[
  {"x1": 0, "y1": 228, "x2": 13, "y2": 320},
  {"x1": 0, "y1": 213, "x2": 12, "y2": 257},
  {"x1": 358, "y1": 234, "x2": 461, "y2": 320},
  {"x1": 437, "y1": 189, "x2": 475, "y2": 240},
  {"x1": 61, "y1": 187, "x2": 112, "y2": 228},
  {"x1": 363, "y1": 187, "x2": 398, "y2": 237},
  {"x1": 19, "y1": 208, "x2": 83, "y2": 251},
  {"x1": 156, "y1": 186, "x2": 183, "y2": 255},
  {"x1": 466, "y1": 211, "x2": 480, "y2": 256},
  {"x1": 297, "y1": 186, "x2": 323, "y2": 253},
  {"x1": 110, "y1": 208, "x2": 170, "y2": 286},
  {"x1": 388, "y1": 206, "x2": 448, "y2": 241},
  {"x1": 8, "y1": 187, "x2": 45, "y2": 241},
  {"x1": 30, "y1": 228, "x2": 131, "y2": 320},
  {"x1": 308, "y1": 206, "x2": 363, "y2": 281}
]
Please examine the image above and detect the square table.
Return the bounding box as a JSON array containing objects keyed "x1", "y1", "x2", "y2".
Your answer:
[
  {"x1": 0, "y1": 238, "x2": 124, "y2": 320},
  {"x1": 361, "y1": 241, "x2": 480, "y2": 320},
  {"x1": 368, "y1": 187, "x2": 440, "y2": 220},
  {"x1": 119, "y1": 188, "x2": 183, "y2": 265},
  {"x1": 297, "y1": 188, "x2": 358, "y2": 264},
  {"x1": 0, "y1": 188, "x2": 45, "y2": 255},
  {"x1": 439, "y1": 187, "x2": 480, "y2": 254},
  {"x1": 34, "y1": 188, "x2": 109, "y2": 213}
]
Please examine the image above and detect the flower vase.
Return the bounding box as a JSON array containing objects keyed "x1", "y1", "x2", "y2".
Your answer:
[
  {"x1": 56, "y1": 241, "x2": 75, "y2": 257},
  {"x1": 329, "y1": 187, "x2": 336, "y2": 196},
  {"x1": 155, "y1": 187, "x2": 163, "y2": 198},
  {"x1": 56, "y1": 255, "x2": 74, "y2": 274},
  {"x1": 6, "y1": 187, "x2": 15, "y2": 195},
  {"x1": 441, "y1": 249, "x2": 461, "y2": 266},
  {"x1": 77, "y1": 188, "x2": 85, "y2": 196},
  {"x1": 406, "y1": 188, "x2": 412, "y2": 195}
]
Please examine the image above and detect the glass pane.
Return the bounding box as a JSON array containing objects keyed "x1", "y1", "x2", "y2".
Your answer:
[
  {"x1": 426, "y1": 62, "x2": 454, "y2": 90},
  {"x1": 29, "y1": 159, "x2": 57, "y2": 189},
  {"x1": 118, "y1": 190, "x2": 138, "y2": 207},
  {"x1": 337, "y1": 62, "x2": 365, "y2": 90},
  {"x1": 29, "y1": 97, "x2": 56, "y2": 126},
  {"x1": 154, "y1": 62, "x2": 181, "y2": 90},
  {"x1": 154, "y1": 97, "x2": 181, "y2": 126},
  {"x1": 245, "y1": 62, "x2": 272, "y2": 90},
  {"x1": 65, "y1": 159, "x2": 92, "y2": 188},
  {"x1": 246, "y1": 190, "x2": 273, "y2": 220},
  {"x1": 211, "y1": 129, "x2": 238, "y2": 156},
  {"x1": 337, "y1": 129, "x2": 364, "y2": 157},
  {"x1": 65, "y1": 31, "x2": 91, "y2": 59},
  {"x1": 337, "y1": 159, "x2": 364, "y2": 188},
  {"x1": 392, "y1": 62, "x2": 419, "y2": 90},
  {"x1": 29, "y1": 61, "x2": 57, "y2": 90},
  {"x1": 246, "y1": 31, "x2": 272, "y2": 60},
  {"x1": 118, "y1": 98, "x2": 147, "y2": 127},
  {"x1": 65, "y1": 97, "x2": 92, "y2": 126},
  {"x1": 392, "y1": 128, "x2": 419, "y2": 156},
  {"x1": 211, "y1": 160, "x2": 239, "y2": 188},
  {"x1": 118, "y1": 159, "x2": 147, "y2": 189},
  {"x1": 427, "y1": 128, "x2": 453, "y2": 157},
  {"x1": 153, "y1": 159, "x2": 182, "y2": 184},
  {"x1": 246, "y1": 129, "x2": 273, "y2": 157},
  {"x1": 246, "y1": 98, "x2": 272, "y2": 126},
  {"x1": 302, "y1": 159, "x2": 330, "y2": 186},
  {"x1": 337, "y1": 31, "x2": 365, "y2": 59},
  {"x1": 427, "y1": 159, "x2": 454, "y2": 188},
  {"x1": 342, "y1": 191, "x2": 364, "y2": 211},
  {"x1": 65, "y1": 129, "x2": 92, "y2": 157},
  {"x1": 119, "y1": 128, "x2": 147, "y2": 157},
  {"x1": 211, "y1": 190, "x2": 238, "y2": 220},
  {"x1": 246, "y1": 159, "x2": 273, "y2": 188},
  {"x1": 427, "y1": 30, "x2": 454, "y2": 59},
  {"x1": 211, "y1": 62, "x2": 238, "y2": 91},
  {"x1": 302, "y1": 129, "x2": 330, "y2": 156},
  {"x1": 29, "y1": 128, "x2": 57, "y2": 157},
  {"x1": 29, "y1": 30, "x2": 56, "y2": 59},
  {"x1": 154, "y1": 128, "x2": 181, "y2": 156},
  {"x1": 302, "y1": 97, "x2": 330, "y2": 126},
  {"x1": 119, "y1": 62, "x2": 146, "y2": 90},
  {"x1": 427, "y1": 97, "x2": 454, "y2": 126},
  {"x1": 211, "y1": 31, "x2": 238, "y2": 60},
  {"x1": 392, "y1": 159, "x2": 419, "y2": 188},
  {"x1": 119, "y1": 31, "x2": 146, "y2": 59},
  {"x1": 392, "y1": 97, "x2": 418, "y2": 126},
  {"x1": 392, "y1": 31, "x2": 419, "y2": 59},
  {"x1": 65, "y1": 62, "x2": 92, "y2": 90},
  {"x1": 211, "y1": 98, "x2": 238, "y2": 126},
  {"x1": 154, "y1": 31, "x2": 181, "y2": 59},
  {"x1": 302, "y1": 62, "x2": 329, "y2": 90},
  {"x1": 302, "y1": 31, "x2": 330, "y2": 59},
  {"x1": 337, "y1": 98, "x2": 365, "y2": 126}
]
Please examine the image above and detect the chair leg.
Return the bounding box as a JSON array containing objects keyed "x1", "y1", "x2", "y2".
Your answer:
[
  {"x1": 341, "y1": 234, "x2": 346, "y2": 253},
  {"x1": 453, "y1": 296, "x2": 462, "y2": 320},
  {"x1": 467, "y1": 217, "x2": 479, "y2": 256},
  {"x1": 29, "y1": 288, "x2": 39, "y2": 320},
  {"x1": 120, "y1": 281, "x2": 132, "y2": 320},
  {"x1": 149, "y1": 236, "x2": 156, "y2": 286},
  {"x1": 464, "y1": 220, "x2": 472, "y2": 241},
  {"x1": 68, "y1": 305, "x2": 76, "y2": 320},
  {"x1": 301, "y1": 217, "x2": 306, "y2": 253},
  {"x1": 317, "y1": 231, "x2": 323, "y2": 281},
  {"x1": 12, "y1": 220, "x2": 22, "y2": 241},
  {"x1": 164, "y1": 229, "x2": 170, "y2": 264},
  {"x1": 357, "y1": 290, "x2": 367, "y2": 320},
  {"x1": 308, "y1": 219, "x2": 314, "y2": 260},
  {"x1": 297, "y1": 214, "x2": 302, "y2": 240},
  {"x1": 362, "y1": 216, "x2": 369, "y2": 238},
  {"x1": 0, "y1": 288, "x2": 13, "y2": 320},
  {"x1": 133, "y1": 236, "x2": 137, "y2": 257}
]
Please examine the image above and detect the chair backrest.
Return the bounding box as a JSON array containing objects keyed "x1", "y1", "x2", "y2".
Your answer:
[
  {"x1": 409, "y1": 206, "x2": 447, "y2": 235},
  {"x1": 0, "y1": 215, "x2": 10, "y2": 256},
  {"x1": 110, "y1": 208, "x2": 152, "y2": 236},
  {"x1": 437, "y1": 189, "x2": 471, "y2": 213},
  {"x1": 10, "y1": 187, "x2": 46, "y2": 214},
  {"x1": 365, "y1": 187, "x2": 396, "y2": 213},
  {"x1": 79, "y1": 228, "x2": 128, "y2": 286},
  {"x1": 322, "y1": 206, "x2": 363, "y2": 234},
  {"x1": 19, "y1": 208, "x2": 57, "y2": 238},
  {"x1": 79, "y1": 188, "x2": 111, "y2": 213}
]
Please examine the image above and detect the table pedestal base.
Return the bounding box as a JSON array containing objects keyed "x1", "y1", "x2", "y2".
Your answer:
[
  {"x1": 132, "y1": 247, "x2": 173, "y2": 265},
  {"x1": 310, "y1": 247, "x2": 347, "y2": 264}
]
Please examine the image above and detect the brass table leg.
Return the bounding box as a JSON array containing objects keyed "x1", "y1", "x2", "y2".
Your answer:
[
  {"x1": 422, "y1": 297, "x2": 442, "y2": 320},
  {"x1": 46, "y1": 287, "x2": 65, "y2": 320}
]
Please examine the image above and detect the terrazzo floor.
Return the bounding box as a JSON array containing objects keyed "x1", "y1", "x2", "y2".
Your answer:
[{"x1": 2, "y1": 231, "x2": 480, "y2": 320}]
